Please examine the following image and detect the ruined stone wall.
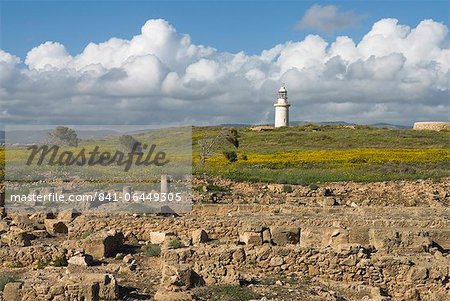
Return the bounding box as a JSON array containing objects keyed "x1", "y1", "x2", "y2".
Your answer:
[
  {"x1": 161, "y1": 242, "x2": 449, "y2": 301},
  {"x1": 413, "y1": 122, "x2": 450, "y2": 131}
]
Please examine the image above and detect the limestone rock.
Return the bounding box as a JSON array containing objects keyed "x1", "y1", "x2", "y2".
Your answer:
[
  {"x1": 239, "y1": 231, "x2": 262, "y2": 245},
  {"x1": 2, "y1": 231, "x2": 32, "y2": 247},
  {"x1": 262, "y1": 229, "x2": 271, "y2": 243},
  {"x1": 44, "y1": 219, "x2": 69, "y2": 236},
  {"x1": 270, "y1": 226, "x2": 300, "y2": 246},
  {"x1": 57, "y1": 209, "x2": 80, "y2": 221},
  {"x1": 83, "y1": 273, "x2": 118, "y2": 300},
  {"x1": 270, "y1": 256, "x2": 284, "y2": 267},
  {"x1": 369, "y1": 229, "x2": 400, "y2": 252},
  {"x1": 84, "y1": 230, "x2": 124, "y2": 258},
  {"x1": 161, "y1": 263, "x2": 195, "y2": 290},
  {"x1": 191, "y1": 229, "x2": 208, "y2": 244},
  {"x1": 68, "y1": 254, "x2": 94, "y2": 266},
  {"x1": 232, "y1": 248, "x2": 246, "y2": 264},
  {"x1": 11, "y1": 215, "x2": 42, "y2": 232},
  {"x1": 150, "y1": 231, "x2": 173, "y2": 244},
  {"x1": 3, "y1": 282, "x2": 22, "y2": 301}
]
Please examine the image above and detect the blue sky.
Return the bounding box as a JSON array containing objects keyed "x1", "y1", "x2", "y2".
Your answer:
[
  {"x1": 1, "y1": 0, "x2": 449, "y2": 59},
  {"x1": 0, "y1": 1, "x2": 449, "y2": 126}
]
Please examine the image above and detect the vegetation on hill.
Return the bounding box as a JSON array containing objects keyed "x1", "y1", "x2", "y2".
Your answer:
[
  {"x1": 193, "y1": 125, "x2": 450, "y2": 184},
  {"x1": 1, "y1": 124, "x2": 449, "y2": 184}
]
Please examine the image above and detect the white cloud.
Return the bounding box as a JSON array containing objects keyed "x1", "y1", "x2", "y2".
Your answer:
[
  {"x1": 25, "y1": 41, "x2": 72, "y2": 71},
  {"x1": 296, "y1": 4, "x2": 362, "y2": 33},
  {"x1": 0, "y1": 18, "x2": 449, "y2": 126}
]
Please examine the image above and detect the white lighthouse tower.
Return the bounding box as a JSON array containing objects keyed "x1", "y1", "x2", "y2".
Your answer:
[{"x1": 274, "y1": 85, "x2": 290, "y2": 127}]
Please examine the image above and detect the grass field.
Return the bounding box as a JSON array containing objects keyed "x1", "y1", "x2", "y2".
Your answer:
[
  {"x1": 1, "y1": 124, "x2": 449, "y2": 185},
  {"x1": 192, "y1": 125, "x2": 450, "y2": 184}
]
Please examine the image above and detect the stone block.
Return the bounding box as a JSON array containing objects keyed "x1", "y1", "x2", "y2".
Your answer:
[
  {"x1": 348, "y1": 226, "x2": 370, "y2": 245},
  {"x1": 324, "y1": 228, "x2": 349, "y2": 247},
  {"x1": 191, "y1": 229, "x2": 208, "y2": 244},
  {"x1": 262, "y1": 228, "x2": 271, "y2": 243},
  {"x1": 150, "y1": 231, "x2": 173, "y2": 244},
  {"x1": 369, "y1": 229, "x2": 401, "y2": 252},
  {"x1": 68, "y1": 254, "x2": 94, "y2": 266},
  {"x1": 84, "y1": 230, "x2": 124, "y2": 258},
  {"x1": 3, "y1": 231, "x2": 32, "y2": 247},
  {"x1": 161, "y1": 263, "x2": 195, "y2": 290},
  {"x1": 44, "y1": 219, "x2": 68, "y2": 235},
  {"x1": 239, "y1": 231, "x2": 262, "y2": 245},
  {"x1": 300, "y1": 227, "x2": 323, "y2": 248},
  {"x1": 57, "y1": 209, "x2": 80, "y2": 221},
  {"x1": 3, "y1": 282, "x2": 22, "y2": 301},
  {"x1": 270, "y1": 226, "x2": 300, "y2": 245},
  {"x1": 83, "y1": 273, "x2": 117, "y2": 300}
]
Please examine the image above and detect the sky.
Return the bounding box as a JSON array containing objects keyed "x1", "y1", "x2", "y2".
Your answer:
[{"x1": 0, "y1": 0, "x2": 449, "y2": 126}]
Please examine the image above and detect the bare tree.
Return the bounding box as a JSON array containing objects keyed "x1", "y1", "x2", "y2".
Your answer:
[{"x1": 198, "y1": 128, "x2": 239, "y2": 163}]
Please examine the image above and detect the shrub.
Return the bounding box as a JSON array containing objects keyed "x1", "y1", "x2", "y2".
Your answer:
[
  {"x1": 81, "y1": 230, "x2": 93, "y2": 239},
  {"x1": 194, "y1": 285, "x2": 260, "y2": 301},
  {"x1": 282, "y1": 184, "x2": 293, "y2": 193},
  {"x1": 239, "y1": 154, "x2": 248, "y2": 161},
  {"x1": 142, "y1": 244, "x2": 161, "y2": 257},
  {"x1": 36, "y1": 260, "x2": 48, "y2": 269},
  {"x1": 50, "y1": 257, "x2": 68, "y2": 267},
  {"x1": 0, "y1": 274, "x2": 19, "y2": 291},
  {"x1": 168, "y1": 238, "x2": 183, "y2": 249},
  {"x1": 302, "y1": 276, "x2": 311, "y2": 285},
  {"x1": 308, "y1": 183, "x2": 319, "y2": 190},
  {"x1": 9, "y1": 261, "x2": 23, "y2": 268},
  {"x1": 223, "y1": 151, "x2": 238, "y2": 163}
]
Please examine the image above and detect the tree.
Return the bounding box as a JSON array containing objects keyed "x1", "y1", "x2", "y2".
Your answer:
[
  {"x1": 199, "y1": 128, "x2": 240, "y2": 163},
  {"x1": 118, "y1": 135, "x2": 142, "y2": 154},
  {"x1": 47, "y1": 126, "x2": 80, "y2": 146}
]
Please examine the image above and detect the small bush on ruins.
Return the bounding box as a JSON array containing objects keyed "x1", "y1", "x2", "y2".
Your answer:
[
  {"x1": 195, "y1": 285, "x2": 260, "y2": 301},
  {"x1": 81, "y1": 230, "x2": 93, "y2": 239},
  {"x1": 9, "y1": 261, "x2": 23, "y2": 268},
  {"x1": 36, "y1": 260, "x2": 48, "y2": 269},
  {"x1": 0, "y1": 274, "x2": 19, "y2": 291},
  {"x1": 168, "y1": 238, "x2": 183, "y2": 249},
  {"x1": 308, "y1": 183, "x2": 319, "y2": 190},
  {"x1": 50, "y1": 257, "x2": 68, "y2": 267},
  {"x1": 203, "y1": 183, "x2": 230, "y2": 193},
  {"x1": 282, "y1": 184, "x2": 293, "y2": 193},
  {"x1": 142, "y1": 244, "x2": 161, "y2": 257}
]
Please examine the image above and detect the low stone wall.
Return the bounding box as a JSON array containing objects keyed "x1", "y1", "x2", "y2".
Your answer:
[
  {"x1": 0, "y1": 271, "x2": 117, "y2": 301},
  {"x1": 413, "y1": 122, "x2": 450, "y2": 131},
  {"x1": 161, "y1": 243, "x2": 449, "y2": 301}
]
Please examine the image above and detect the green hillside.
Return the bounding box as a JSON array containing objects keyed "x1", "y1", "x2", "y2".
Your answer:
[{"x1": 192, "y1": 125, "x2": 450, "y2": 184}]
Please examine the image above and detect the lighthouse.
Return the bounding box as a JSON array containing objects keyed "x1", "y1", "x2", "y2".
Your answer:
[{"x1": 274, "y1": 85, "x2": 290, "y2": 127}]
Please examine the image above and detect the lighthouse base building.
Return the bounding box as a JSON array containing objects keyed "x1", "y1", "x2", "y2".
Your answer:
[{"x1": 274, "y1": 86, "x2": 290, "y2": 127}]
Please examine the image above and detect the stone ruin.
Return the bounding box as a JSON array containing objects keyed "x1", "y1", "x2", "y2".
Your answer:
[
  {"x1": 0, "y1": 177, "x2": 448, "y2": 300},
  {"x1": 413, "y1": 121, "x2": 450, "y2": 131}
]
